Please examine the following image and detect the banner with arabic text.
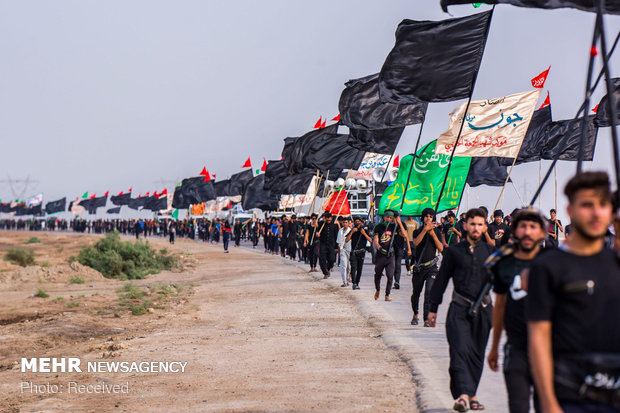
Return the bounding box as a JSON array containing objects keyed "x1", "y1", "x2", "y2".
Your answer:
[{"x1": 350, "y1": 153, "x2": 391, "y2": 180}]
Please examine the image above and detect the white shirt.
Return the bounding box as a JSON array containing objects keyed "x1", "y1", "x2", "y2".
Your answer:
[{"x1": 337, "y1": 227, "x2": 352, "y2": 253}]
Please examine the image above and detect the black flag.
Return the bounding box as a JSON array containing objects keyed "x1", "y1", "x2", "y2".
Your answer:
[
  {"x1": 347, "y1": 127, "x2": 404, "y2": 155},
  {"x1": 467, "y1": 158, "x2": 510, "y2": 187},
  {"x1": 45, "y1": 198, "x2": 66, "y2": 214},
  {"x1": 228, "y1": 169, "x2": 254, "y2": 196},
  {"x1": 144, "y1": 196, "x2": 167, "y2": 211},
  {"x1": 263, "y1": 160, "x2": 289, "y2": 191},
  {"x1": 214, "y1": 179, "x2": 230, "y2": 197},
  {"x1": 339, "y1": 73, "x2": 427, "y2": 130},
  {"x1": 379, "y1": 11, "x2": 492, "y2": 103},
  {"x1": 441, "y1": 0, "x2": 620, "y2": 15},
  {"x1": 242, "y1": 174, "x2": 280, "y2": 211},
  {"x1": 303, "y1": 134, "x2": 366, "y2": 172},
  {"x1": 107, "y1": 207, "x2": 121, "y2": 214},
  {"x1": 269, "y1": 169, "x2": 318, "y2": 195},
  {"x1": 594, "y1": 77, "x2": 620, "y2": 127},
  {"x1": 110, "y1": 193, "x2": 132, "y2": 206},
  {"x1": 499, "y1": 105, "x2": 553, "y2": 165},
  {"x1": 172, "y1": 177, "x2": 216, "y2": 208},
  {"x1": 282, "y1": 124, "x2": 340, "y2": 174}
]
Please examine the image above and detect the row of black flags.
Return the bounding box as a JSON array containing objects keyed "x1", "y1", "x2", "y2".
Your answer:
[{"x1": 2, "y1": 1, "x2": 619, "y2": 217}]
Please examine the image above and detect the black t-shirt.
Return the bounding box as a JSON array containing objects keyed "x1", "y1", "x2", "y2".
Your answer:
[
  {"x1": 350, "y1": 224, "x2": 369, "y2": 251},
  {"x1": 488, "y1": 222, "x2": 509, "y2": 246},
  {"x1": 442, "y1": 222, "x2": 459, "y2": 247},
  {"x1": 413, "y1": 227, "x2": 443, "y2": 263},
  {"x1": 492, "y1": 255, "x2": 532, "y2": 351},
  {"x1": 527, "y1": 247, "x2": 620, "y2": 403},
  {"x1": 374, "y1": 222, "x2": 397, "y2": 256}
]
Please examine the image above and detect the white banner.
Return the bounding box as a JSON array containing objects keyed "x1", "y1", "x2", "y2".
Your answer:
[
  {"x1": 277, "y1": 176, "x2": 318, "y2": 209},
  {"x1": 25, "y1": 193, "x2": 44, "y2": 207},
  {"x1": 350, "y1": 152, "x2": 391, "y2": 180},
  {"x1": 436, "y1": 89, "x2": 541, "y2": 158}
]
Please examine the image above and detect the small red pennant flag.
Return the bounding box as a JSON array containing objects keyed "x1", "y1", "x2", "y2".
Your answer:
[
  {"x1": 331, "y1": 114, "x2": 341, "y2": 122},
  {"x1": 203, "y1": 171, "x2": 212, "y2": 182},
  {"x1": 153, "y1": 191, "x2": 159, "y2": 197},
  {"x1": 592, "y1": 104, "x2": 599, "y2": 113},
  {"x1": 531, "y1": 65, "x2": 551, "y2": 89},
  {"x1": 145, "y1": 192, "x2": 150, "y2": 197},
  {"x1": 320, "y1": 120, "x2": 327, "y2": 128},
  {"x1": 200, "y1": 167, "x2": 207, "y2": 176},
  {"x1": 138, "y1": 194, "x2": 141, "y2": 198},
  {"x1": 117, "y1": 191, "x2": 124, "y2": 196},
  {"x1": 261, "y1": 158, "x2": 267, "y2": 172},
  {"x1": 539, "y1": 91, "x2": 550, "y2": 109},
  {"x1": 129, "y1": 187, "x2": 132, "y2": 192},
  {"x1": 90, "y1": 194, "x2": 96, "y2": 199},
  {"x1": 393, "y1": 155, "x2": 399, "y2": 168},
  {"x1": 104, "y1": 191, "x2": 109, "y2": 197},
  {"x1": 162, "y1": 188, "x2": 168, "y2": 195},
  {"x1": 590, "y1": 46, "x2": 598, "y2": 56},
  {"x1": 242, "y1": 157, "x2": 252, "y2": 168},
  {"x1": 314, "y1": 116, "x2": 322, "y2": 129},
  {"x1": 212, "y1": 173, "x2": 216, "y2": 179}
]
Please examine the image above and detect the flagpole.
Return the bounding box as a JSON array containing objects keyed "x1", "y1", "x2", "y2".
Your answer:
[
  {"x1": 538, "y1": 160, "x2": 542, "y2": 209},
  {"x1": 510, "y1": 181, "x2": 525, "y2": 206},
  {"x1": 554, "y1": 165, "x2": 558, "y2": 211}
]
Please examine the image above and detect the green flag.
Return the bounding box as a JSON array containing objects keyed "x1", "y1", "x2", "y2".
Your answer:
[
  {"x1": 378, "y1": 140, "x2": 471, "y2": 216},
  {"x1": 171, "y1": 209, "x2": 179, "y2": 220},
  {"x1": 81, "y1": 192, "x2": 88, "y2": 199},
  {"x1": 472, "y1": 3, "x2": 482, "y2": 7}
]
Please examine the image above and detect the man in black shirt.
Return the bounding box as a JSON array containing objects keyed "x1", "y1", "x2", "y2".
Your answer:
[
  {"x1": 546, "y1": 208, "x2": 563, "y2": 248},
  {"x1": 317, "y1": 212, "x2": 338, "y2": 279},
  {"x1": 442, "y1": 210, "x2": 460, "y2": 248},
  {"x1": 486, "y1": 207, "x2": 548, "y2": 413},
  {"x1": 488, "y1": 209, "x2": 510, "y2": 247},
  {"x1": 304, "y1": 214, "x2": 320, "y2": 272},
  {"x1": 346, "y1": 216, "x2": 373, "y2": 290},
  {"x1": 286, "y1": 215, "x2": 298, "y2": 260},
  {"x1": 428, "y1": 208, "x2": 496, "y2": 411},
  {"x1": 411, "y1": 208, "x2": 444, "y2": 326},
  {"x1": 373, "y1": 210, "x2": 411, "y2": 301},
  {"x1": 528, "y1": 172, "x2": 620, "y2": 413}
]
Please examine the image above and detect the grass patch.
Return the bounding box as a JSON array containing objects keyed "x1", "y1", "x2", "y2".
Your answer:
[
  {"x1": 34, "y1": 289, "x2": 49, "y2": 298},
  {"x1": 54, "y1": 296, "x2": 65, "y2": 301},
  {"x1": 76, "y1": 232, "x2": 178, "y2": 279},
  {"x1": 69, "y1": 276, "x2": 85, "y2": 284},
  {"x1": 66, "y1": 301, "x2": 80, "y2": 308},
  {"x1": 25, "y1": 237, "x2": 41, "y2": 244},
  {"x1": 78, "y1": 294, "x2": 85, "y2": 298},
  {"x1": 41, "y1": 261, "x2": 50, "y2": 268},
  {"x1": 4, "y1": 247, "x2": 35, "y2": 267},
  {"x1": 152, "y1": 283, "x2": 182, "y2": 297},
  {"x1": 56, "y1": 245, "x2": 64, "y2": 254},
  {"x1": 116, "y1": 282, "x2": 153, "y2": 316}
]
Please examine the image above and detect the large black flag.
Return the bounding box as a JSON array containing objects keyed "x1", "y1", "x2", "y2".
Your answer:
[
  {"x1": 347, "y1": 127, "x2": 404, "y2": 155},
  {"x1": 499, "y1": 105, "x2": 553, "y2": 165},
  {"x1": 379, "y1": 11, "x2": 492, "y2": 103},
  {"x1": 228, "y1": 169, "x2": 254, "y2": 196},
  {"x1": 441, "y1": 0, "x2": 620, "y2": 15},
  {"x1": 594, "y1": 77, "x2": 620, "y2": 127},
  {"x1": 172, "y1": 177, "x2": 216, "y2": 208},
  {"x1": 263, "y1": 160, "x2": 288, "y2": 191},
  {"x1": 110, "y1": 192, "x2": 132, "y2": 206},
  {"x1": 107, "y1": 207, "x2": 121, "y2": 214},
  {"x1": 283, "y1": 124, "x2": 340, "y2": 174},
  {"x1": 0, "y1": 203, "x2": 11, "y2": 213},
  {"x1": 303, "y1": 134, "x2": 366, "y2": 172},
  {"x1": 339, "y1": 73, "x2": 427, "y2": 130},
  {"x1": 127, "y1": 196, "x2": 148, "y2": 210},
  {"x1": 16, "y1": 204, "x2": 42, "y2": 216},
  {"x1": 242, "y1": 174, "x2": 280, "y2": 211},
  {"x1": 45, "y1": 198, "x2": 66, "y2": 214},
  {"x1": 144, "y1": 196, "x2": 167, "y2": 211},
  {"x1": 269, "y1": 169, "x2": 318, "y2": 195},
  {"x1": 214, "y1": 180, "x2": 230, "y2": 197},
  {"x1": 467, "y1": 158, "x2": 510, "y2": 187}
]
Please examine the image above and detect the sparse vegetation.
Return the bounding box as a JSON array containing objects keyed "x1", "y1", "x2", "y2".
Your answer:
[
  {"x1": 41, "y1": 261, "x2": 50, "y2": 268},
  {"x1": 4, "y1": 247, "x2": 36, "y2": 267},
  {"x1": 117, "y1": 282, "x2": 152, "y2": 315},
  {"x1": 76, "y1": 232, "x2": 178, "y2": 279},
  {"x1": 70, "y1": 276, "x2": 85, "y2": 284},
  {"x1": 66, "y1": 301, "x2": 80, "y2": 308},
  {"x1": 55, "y1": 245, "x2": 64, "y2": 254},
  {"x1": 25, "y1": 237, "x2": 41, "y2": 244},
  {"x1": 54, "y1": 296, "x2": 65, "y2": 301},
  {"x1": 34, "y1": 289, "x2": 49, "y2": 298}
]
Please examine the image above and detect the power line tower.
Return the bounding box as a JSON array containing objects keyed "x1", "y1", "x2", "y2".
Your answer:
[{"x1": 0, "y1": 175, "x2": 39, "y2": 201}]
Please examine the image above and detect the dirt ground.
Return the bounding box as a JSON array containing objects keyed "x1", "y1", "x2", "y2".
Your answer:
[{"x1": 0, "y1": 232, "x2": 417, "y2": 412}]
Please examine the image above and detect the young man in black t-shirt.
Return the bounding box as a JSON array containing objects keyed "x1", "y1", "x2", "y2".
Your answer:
[
  {"x1": 528, "y1": 172, "x2": 620, "y2": 413},
  {"x1": 442, "y1": 210, "x2": 460, "y2": 248},
  {"x1": 373, "y1": 210, "x2": 411, "y2": 301},
  {"x1": 488, "y1": 209, "x2": 510, "y2": 247},
  {"x1": 346, "y1": 216, "x2": 372, "y2": 290},
  {"x1": 486, "y1": 208, "x2": 548, "y2": 413}
]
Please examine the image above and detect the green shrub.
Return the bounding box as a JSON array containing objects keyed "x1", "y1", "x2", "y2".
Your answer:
[
  {"x1": 41, "y1": 261, "x2": 50, "y2": 268},
  {"x1": 76, "y1": 232, "x2": 177, "y2": 279},
  {"x1": 4, "y1": 247, "x2": 35, "y2": 267},
  {"x1": 117, "y1": 282, "x2": 151, "y2": 316},
  {"x1": 35, "y1": 289, "x2": 49, "y2": 298},
  {"x1": 25, "y1": 237, "x2": 41, "y2": 244},
  {"x1": 54, "y1": 296, "x2": 65, "y2": 301},
  {"x1": 69, "y1": 276, "x2": 84, "y2": 284},
  {"x1": 66, "y1": 301, "x2": 79, "y2": 308}
]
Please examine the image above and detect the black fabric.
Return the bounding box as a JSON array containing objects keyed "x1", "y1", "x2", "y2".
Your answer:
[
  {"x1": 379, "y1": 11, "x2": 492, "y2": 103},
  {"x1": 411, "y1": 264, "x2": 437, "y2": 320},
  {"x1": 594, "y1": 77, "x2": 620, "y2": 127},
  {"x1": 263, "y1": 160, "x2": 287, "y2": 191},
  {"x1": 413, "y1": 227, "x2": 443, "y2": 262},
  {"x1": 144, "y1": 196, "x2": 167, "y2": 211},
  {"x1": 347, "y1": 126, "x2": 404, "y2": 155},
  {"x1": 304, "y1": 133, "x2": 366, "y2": 172},
  {"x1": 269, "y1": 169, "x2": 316, "y2": 195},
  {"x1": 488, "y1": 222, "x2": 510, "y2": 246},
  {"x1": 90, "y1": 195, "x2": 108, "y2": 209},
  {"x1": 441, "y1": 0, "x2": 620, "y2": 15},
  {"x1": 339, "y1": 73, "x2": 427, "y2": 130},
  {"x1": 127, "y1": 196, "x2": 148, "y2": 210},
  {"x1": 213, "y1": 179, "x2": 230, "y2": 197},
  {"x1": 228, "y1": 169, "x2": 254, "y2": 197},
  {"x1": 492, "y1": 255, "x2": 532, "y2": 351},
  {"x1": 498, "y1": 105, "x2": 553, "y2": 165},
  {"x1": 45, "y1": 198, "x2": 66, "y2": 214},
  {"x1": 110, "y1": 193, "x2": 132, "y2": 206},
  {"x1": 503, "y1": 344, "x2": 540, "y2": 413},
  {"x1": 374, "y1": 253, "x2": 396, "y2": 295},
  {"x1": 172, "y1": 176, "x2": 216, "y2": 209},
  {"x1": 527, "y1": 248, "x2": 620, "y2": 403},
  {"x1": 106, "y1": 207, "x2": 121, "y2": 214},
  {"x1": 241, "y1": 174, "x2": 279, "y2": 211},
  {"x1": 16, "y1": 204, "x2": 42, "y2": 216},
  {"x1": 467, "y1": 157, "x2": 510, "y2": 187},
  {"x1": 374, "y1": 222, "x2": 398, "y2": 256},
  {"x1": 282, "y1": 124, "x2": 340, "y2": 174}
]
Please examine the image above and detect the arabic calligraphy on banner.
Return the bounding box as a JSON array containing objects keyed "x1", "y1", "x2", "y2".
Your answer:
[
  {"x1": 436, "y1": 89, "x2": 541, "y2": 158},
  {"x1": 350, "y1": 152, "x2": 391, "y2": 180},
  {"x1": 278, "y1": 176, "x2": 318, "y2": 209},
  {"x1": 378, "y1": 140, "x2": 471, "y2": 216}
]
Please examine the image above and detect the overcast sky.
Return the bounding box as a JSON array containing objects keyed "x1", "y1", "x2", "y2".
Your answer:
[{"x1": 0, "y1": 1, "x2": 618, "y2": 220}]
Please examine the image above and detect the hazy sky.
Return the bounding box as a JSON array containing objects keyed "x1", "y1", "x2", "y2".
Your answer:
[{"x1": 0, "y1": 1, "x2": 618, "y2": 220}]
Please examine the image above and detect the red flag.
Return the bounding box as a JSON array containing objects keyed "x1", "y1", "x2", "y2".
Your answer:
[
  {"x1": 242, "y1": 157, "x2": 252, "y2": 168},
  {"x1": 117, "y1": 191, "x2": 124, "y2": 196},
  {"x1": 539, "y1": 91, "x2": 550, "y2": 109},
  {"x1": 261, "y1": 158, "x2": 267, "y2": 172},
  {"x1": 89, "y1": 194, "x2": 96, "y2": 199},
  {"x1": 590, "y1": 46, "x2": 598, "y2": 57},
  {"x1": 324, "y1": 189, "x2": 351, "y2": 217},
  {"x1": 104, "y1": 191, "x2": 109, "y2": 197},
  {"x1": 592, "y1": 104, "x2": 599, "y2": 113},
  {"x1": 200, "y1": 167, "x2": 208, "y2": 176},
  {"x1": 161, "y1": 188, "x2": 168, "y2": 195},
  {"x1": 145, "y1": 192, "x2": 150, "y2": 197},
  {"x1": 212, "y1": 173, "x2": 216, "y2": 179},
  {"x1": 128, "y1": 187, "x2": 132, "y2": 192},
  {"x1": 331, "y1": 114, "x2": 341, "y2": 121},
  {"x1": 153, "y1": 191, "x2": 159, "y2": 197},
  {"x1": 314, "y1": 116, "x2": 322, "y2": 129},
  {"x1": 531, "y1": 65, "x2": 551, "y2": 89},
  {"x1": 138, "y1": 194, "x2": 141, "y2": 198},
  {"x1": 320, "y1": 120, "x2": 326, "y2": 128},
  {"x1": 203, "y1": 171, "x2": 212, "y2": 182},
  {"x1": 393, "y1": 155, "x2": 399, "y2": 168}
]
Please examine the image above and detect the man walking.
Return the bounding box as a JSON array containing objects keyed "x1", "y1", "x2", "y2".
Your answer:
[
  {"x1": 317, "y1": 212, "x2": 338, "y2": 279},
  {"x1": 347, "y1": 216, "x2": 373, "y2": 290},
  {"x1": 373, "y1": 210, "x2": 411, "y2": 301},
  {"x1": 337, "y1": 217, "x2": 352, "y2": 287}
]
